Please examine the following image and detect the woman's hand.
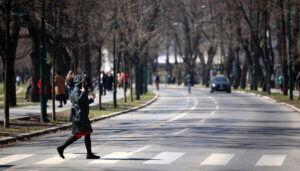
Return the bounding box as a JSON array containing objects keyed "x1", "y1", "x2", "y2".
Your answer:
[{"x1": 91, "y1": 93, "x2": 96, "y2": 100}]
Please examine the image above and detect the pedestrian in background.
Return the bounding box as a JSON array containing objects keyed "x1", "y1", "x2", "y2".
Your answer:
[
  {"x1": 25, "y1": 77, "x2": 32, "y2": 101},
  {"x1": 57, "y1": 75, "x2": 100, "y2": 159},
  {"x1": 185, "y1": 73, "x2": 192, "y2": 94},
  {"x1": 16, "y1": 75, "x2": 21, "y2": 86},
  {"x1": 101, "y1": 71, "x2": 108, "y2": 95},
  {"x1": 82, "y1": 71, "x2": 93, "y2": 92},
  {"x1": 38, "y1": 75, "x2": 52, "y2": 105},
  {"x1": 277, "y1": 75, "x2": 283, "y2": 92},
  {"x1": 55, "y1": 71, "x2": 66, "y2": 108},
  {"x1": 107, "y1": 72, "x2": 113, "y2": 91},
  {"x1": 155, "y1": 73, "x2": 160, "y2": 90},
  {"x1": 65, "y1": 71, "x2": 75, "y2": 99}
]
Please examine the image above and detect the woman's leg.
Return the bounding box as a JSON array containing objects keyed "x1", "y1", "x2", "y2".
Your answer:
[
  {"x1": 57, "y1": 135, "x2": 79, "y2": 159},
  {"x1": 85, "y1": 134, "x2": 100, "y2": 159}
]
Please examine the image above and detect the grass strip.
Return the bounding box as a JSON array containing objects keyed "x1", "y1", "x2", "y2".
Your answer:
[
  {"x1": 0, "y1": 84, "x2": 36, "y2": 109},
  {"x1": 237, "y1": 89, "x2": 300, "y2": 109},
  {"x1": 0, "y1": 91, "x2": 156, "y2": 139}
]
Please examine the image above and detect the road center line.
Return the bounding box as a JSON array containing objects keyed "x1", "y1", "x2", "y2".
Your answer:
[
  {"x1": 173, "y1": 128, "x2": 189, "y2": 135},
  {"x1": 133, "y1": 145, "x2": 151, "y2": 153},
  {"x1": 200, "y1": 111, "x2": 216, "y2": 123},
  {"x1": 199, "y1": 119, "x2": 206, "y2": 123},
  {"x1": 166, "y1": 101, "x2": 198, "y2": 123}
]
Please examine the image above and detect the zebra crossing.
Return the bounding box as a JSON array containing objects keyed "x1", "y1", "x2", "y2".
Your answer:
[{"x1": 0, "y1": 147, "x2": 288, "y2": 168}]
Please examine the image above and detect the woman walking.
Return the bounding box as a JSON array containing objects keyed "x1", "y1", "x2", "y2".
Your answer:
[{"x1": 57, "y1": 74, "x2": 100, "y2": 159}]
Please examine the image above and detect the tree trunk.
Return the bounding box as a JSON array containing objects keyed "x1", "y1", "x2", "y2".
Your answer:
[
  {"x1": 277, "y1": 0, "x2": 288, "y2": 95},
  {"x1": 29, "y1": 34, "x2": 41, "y2": 102},
  {"x1": 225, "y1": 47, "x2": 234, "y2": 79},
  {"x1": 204, "y1": 46, "x2": 217, "y2": 87},
  {"x1": 240, "y1": 62, "x2": 249, "y2": 89},
  {"x1": 233, "y1": 48, "x2": 241, "y2": 89}
]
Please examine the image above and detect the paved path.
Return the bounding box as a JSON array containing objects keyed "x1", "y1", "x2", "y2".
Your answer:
[
  {"x1": 0, "y1": 89, "x2": 127, "y2": 121},
  {"x1": 1, "y1": 87, "x2": 300, "y2": 170}
]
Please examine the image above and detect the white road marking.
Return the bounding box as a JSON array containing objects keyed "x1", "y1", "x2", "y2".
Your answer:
[
  {"x1": 167, "y1": 113, "x2": 188, "y2": 123},
  {"x1": 144, "y1": 152, "x2": 185, "y2": 164},
  {"x1": 209, "y1": 111, "x2": 216, "y2": 116},
  {"x1": 90, "y1": 152, "x2": 132, "y2": 164},
  {"x1": 35, "y1": 154, "x2": 80, "y2": 165},
  {"x1": 200, "y1": 119, "x2": 206, "y2": 123},
  {"x1": 214, "y1": 101, "x2": 218, "y2": 104},
  {"x1": 133, "y1": 145, "x2": 151, "y2": 153},
  {"x1": 0, "y1": 154, "x2": 34, "y2": 165},
  {"x1": 173, "y1": 128, "x2": 189, "y2": 135},
  {"x1": 201, "y1": 153, "x2": 235, "y2": 166},
  {"x1": 256, "y1": 155, "x2": 286, "y2": 166},
  {"x1": 216, "y1": 106, "x2": 219, "y2": 109},
  {"x1": 200, "y1": 111, "x2": 216, "y2": 123},
  {"x1": 90, "y1": 145, "x2": 150, "y2": 164},
  {"x1": 167, "y1": 101, "x2": 198, "y2": 123}
]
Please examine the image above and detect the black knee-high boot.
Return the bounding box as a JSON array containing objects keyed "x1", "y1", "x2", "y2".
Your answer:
[
  {"x1": 85, "y1": 134, "x2": 100, "y2": 159},
  {"x1": 57, "y1": 136, "x2": 79, "y2": 159}
]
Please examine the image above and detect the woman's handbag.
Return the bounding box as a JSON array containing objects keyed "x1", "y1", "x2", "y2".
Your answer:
[{"x1": 69, "y1": 106, "x2": 82, "y2": 122}]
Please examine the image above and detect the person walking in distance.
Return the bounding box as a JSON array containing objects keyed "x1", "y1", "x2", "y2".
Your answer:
[
  {"x1": 155, "y1": 73, "x2": 160, "y2": 90},
  {"x1": 55, "y1": 71, "x2": 67, "y2": 107},
  {"x1": 57, "y1": 75, "x2": 100, "y2": 159},
  {"x1": 185, "y1": 73, "x2": 192, "y2": 94}
]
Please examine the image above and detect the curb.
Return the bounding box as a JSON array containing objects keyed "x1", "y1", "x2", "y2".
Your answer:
[
  {"x1": 0, "y1": 93, "x2": 159, "y2": 145},
  {"x1": 234, "y1": 90, "x2": 300, "y2": 113}
]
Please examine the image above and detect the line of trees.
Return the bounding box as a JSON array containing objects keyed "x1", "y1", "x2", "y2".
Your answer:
[
  {"x1": 161, "y1": 0, "x2": 300, "y2": 95},
  {"x1": 0, "y1": 0, "x2": 161, "y2": 127}
]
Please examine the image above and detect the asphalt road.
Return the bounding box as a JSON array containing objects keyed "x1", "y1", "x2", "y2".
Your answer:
[{"x1": 1, "y1": 87, "x2": 300, "y2": 171}]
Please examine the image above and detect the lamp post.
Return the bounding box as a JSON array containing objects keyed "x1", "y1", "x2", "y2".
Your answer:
[
  {"x1": 40, "y1": 0, "x2": 48, "y2": 122},
  {"x1": 135, "y1": 46, "x2": 140, "y2": 100},
  {"x1": 265, "y1": 25, "x2": 271, "y2": 94},
  {"x1": 111, "y1": 20, "x2": 118, "y2": 108},
  {"x1": 251, "y1": 41, "x2": 257, "y2": 90},
  {"x1": 287, "y1": 3, "x2": 293, "y2": 100}
]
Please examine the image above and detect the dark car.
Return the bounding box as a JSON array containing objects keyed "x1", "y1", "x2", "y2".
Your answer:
[{"x1": 210, "y1": 75, "x2": 231, "y2": 93}]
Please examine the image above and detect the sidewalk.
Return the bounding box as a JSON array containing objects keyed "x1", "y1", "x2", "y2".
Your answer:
[{"x1": 0, "y1": 89, "x2": 127, "y2": 121}]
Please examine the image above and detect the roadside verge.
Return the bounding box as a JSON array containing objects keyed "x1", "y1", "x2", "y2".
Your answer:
[{"x1": 234, "y1": 90, "x2": 300, "y2": 113}]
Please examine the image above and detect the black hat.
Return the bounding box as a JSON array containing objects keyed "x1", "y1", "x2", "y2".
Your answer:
[{"x1": 73, "y1": 75, "x2": 84, "y2": 86}]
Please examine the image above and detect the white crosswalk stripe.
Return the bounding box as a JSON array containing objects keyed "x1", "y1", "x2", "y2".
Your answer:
[
  {"x1": 144, "y1": 152, "x2": 185, "y2": 165},
  {"x1": 90, "y1": 145, "x2": 151, "y2": 164},
  {"x1": 0, "y1": 154, "x2": 34, "y2": 165},
  {"x1": 256, "y1": 155, "x2": 286, "y2": 166},
  {"x1": 35, "y1": 154, "x2": 80, "y2": 165},
  {"x1": 200, "y1": 153, "x2": 235, "y2": 166},
  {"x1": 90, "y1": 152, "x2": 132, "y2": 164}
]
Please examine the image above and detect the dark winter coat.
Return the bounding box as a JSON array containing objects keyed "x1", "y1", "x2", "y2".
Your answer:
[{"x1": 70, "y1": 85, "x2": 94, "y2": 134}]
